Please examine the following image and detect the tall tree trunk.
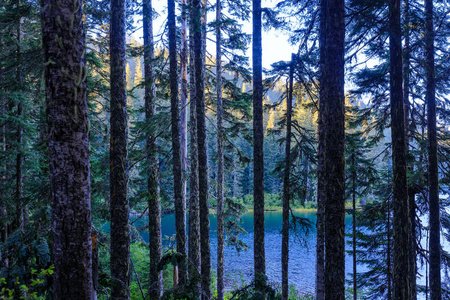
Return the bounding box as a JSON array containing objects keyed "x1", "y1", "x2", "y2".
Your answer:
[
  {"x1": 192, "y1": 0, "x2": 210, "y2": 296},
  {"x1": 387, "y1": 200, "x2": 392, "y2": 300},
  {"x1": 316, "y1": 103, "x2": 325, "y2": 300},
  {"x1": 426, "y1": 0, "x2": 441, "y2": 298},
  {"x1": 352, "y1": 154, "x2": 357, "y2": 300},
  {"x1": 281, "y1": 54, "x2": 294, "y2": 300},
  {"x1": 168, "y1": 0, "x2": 188, "y2": 285},
  {"x1": 188, "y1": 0, "x2": 200, "y2": 290},
  {"x1": 216, "y1": 1, "x2": 225, "y2": 299},
  {"x1": 180, "y1": 0, "x2": 188, "y2": 235},
  {"x1": 110, "y1": 0, "x2": 130, "y2": 297},
  {"x1": 41, "y1": 0, "x2": 93, "y2": 296},
  {"x1": 143, "y1": 0, "x2": 163, "y2": 297},
  {"x1": 320, "y1": 0, "x2": 346, "y2": 298},
  {"x1": 403, "y1": 1, "x2": 417, "y2": 298},
  {"x1": 16, "y1": 9, "x2": 24, "y2": 231},
  {"x1": 389, "y1": 0, "x2": 410, "y2": 298},
  {"x1": 252, "y1": 0, "x2": 266, "y2": 294}
]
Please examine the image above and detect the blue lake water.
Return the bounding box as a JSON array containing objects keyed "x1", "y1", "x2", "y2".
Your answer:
[{"x1": 138, "y1": 211, "x2": 356, "y2": 295}]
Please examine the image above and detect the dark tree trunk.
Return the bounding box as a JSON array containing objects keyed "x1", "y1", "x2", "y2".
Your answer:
[
  {"x1": 252, "y1": 0, "x2": 266, "y2": 293},
  {"x1": 180, "y1": 0, "x2": 188, "y2": 235},
  {"x1": 143, "y1": 0, "x2": 163, "y2": 297},
  {"x1": 192, "y1": 0, "x2": 210, "y2": 296},
  {"x1": 387, "y1": 201, "x2": 392, "y2": 300},
  {"x1": 188, "y1": 0, "x2": 200, "y2": 290},
  {"x1": 16, "y1": 12, "x2": 24, "y2": 231},
  {"x1": 426, "y1": 0, "x2": 441, "y2": 298},
  {"x1": 403, "y1": 0, "x2": 417, "y2": 297},
  {"x1": 320, "y1": 0, "x2": 346, "y2": 299},
  {"x1": 168, "y1": 0, "x2": 188, "y2": 285},
  {"x1": 352, "y1": 154, "x2": 357, "y2": 300},
  {"x1": 216, "y1": 1, "x2": 225, "y2": 299},
  {"x1": 281, "y1": 54, "x2": 295, "y2": 300},
  {"x1": 41, "y1": 0, "x2": 93, "y2": 296},
  {"x1": 316, "y1": 107, "x2": 325, "y2": 300},
  {"x1": 110, "y1": 0, "x2": 130, "y2": 297},
  {"x1": 389, "y1": 0, "x2": 410, "y2": 299}
]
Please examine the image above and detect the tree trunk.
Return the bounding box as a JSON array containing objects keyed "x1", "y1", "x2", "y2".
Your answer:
[
  {"x1": 216, "y1": 1, "x2": 225, "y2": 299},
  {"x1": 352, "y1": 154, "x2": 357, "y2": 300},
  {"x1": 281, "y1": 54, "x2": 295, "y2": 300},
  {"x1": 16, "y1": 10, "x2": 24, "y2": 231},
  {"x1": 180, "y1": 0, "x2": 188, "y2": 238},
  {"x1": 316, "y1": 102, "x2": 325, "y2": 300},
  {"x1": 389, "y1": 0, "x2": 410, "y2": 298},
  {"x1": 426, "y1": 0, "x2": 441, "y2": 298},
  {"x1": 143, "y1": 0, "x2": 163, "y2": 297},
  {"x1": 168, "y1": 0, "x2": 188, "y2": 285},
  {"x1": 110, "y1": 0, "x2": 131, "y2": 297},
  {"x1": 41, "y1": 0, "x2": 93, "y2": 296},
  {"x1": 252, "y1": 0, "x2": 266, "y2": 294},
  {"x1": 320, "y1": 0, "x2": 346, "y2": 299},
  {"x1": 192, "y1": 0, "x2": 211, "y2": 296},
  {"x1": 387, "y1": 200, "x2": 392, "y2": 300},
  {"x1": 188, "y1": 0, "x2": 201, "y2": 290}
]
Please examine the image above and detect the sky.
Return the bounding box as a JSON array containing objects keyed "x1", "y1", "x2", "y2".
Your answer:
[{"x1": 134, "y1": 0, "x2": 295, "y2": 69}]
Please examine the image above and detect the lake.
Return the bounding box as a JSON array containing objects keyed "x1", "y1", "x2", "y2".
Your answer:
[{"x1": 138, "y1": 211, "x2": 356, "y2": 295}]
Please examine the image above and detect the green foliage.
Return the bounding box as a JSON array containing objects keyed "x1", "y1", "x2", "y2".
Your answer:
[{"x1": 0, "y1": 265, "x2": 53, "y2": 300}]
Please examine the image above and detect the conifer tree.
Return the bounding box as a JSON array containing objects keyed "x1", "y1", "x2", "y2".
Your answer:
[
  {"x1": 110, "y1": 0, "x2": 130, "y2": 296},
  {"x1": 41, "y1": 0, "x2": 93, "y2": 296},
  {"x1": 426, "y1": 0, "x2": 441, "y2": 298},
  {"x1": 319, "y1": 0, "x2": 346, "y2": 298},
  {"x1": 252, "y1": 0, "x2": 266, "y2": 294}
]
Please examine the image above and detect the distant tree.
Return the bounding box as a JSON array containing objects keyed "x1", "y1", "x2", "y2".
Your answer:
[
  {"x1": 41, "y1": 0, "x2": 93, "y2": 296},
  {"x1": 110, "y1": 0, "x2": 131, "y2": 296}
]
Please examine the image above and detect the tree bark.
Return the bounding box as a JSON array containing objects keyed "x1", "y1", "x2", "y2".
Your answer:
[
  {"x1": 41, "y1": 0, "x2": 93, "y2": 296},
  {"x1": 188, "y1": 0, "x2": 200, "y2": 291},
  {"x1": 216, "y1": 0, "x2": 225, "y2": 299},
  {"x1": 426, "y1": 0, "x2": 441, "y2": 298},
  {"x1": 192, "y1": 0, "x2": 210, "y2": 296},
  {"x1": 252, "y1": 0, "x2": 266, "y2": 294},
  {"x1": 281, "y1": 54, "x2": 295, "y2": 300},
  {"x1": 110, "y1": 0, "x2": 130, "y2": 297},
  {"x1": 352, "y1": 154, "x2": 357, "y2": 300},
  {"x1": 16, "y1": 9, "x2": 24, "y2": 231},
  {"x1": 180, "y1": 0, "x2": 188, "y2": 238},
  {"x1": 168, "y1": 0, "x2": 188, "y2": 285},
  {"x1": 143, "y1": 0, "x2": 163, "y2": 297},
  {"x1": 389, "y1": 0, "x2": 410, "y2": 298},
  {"x1": 319, "y1": 0, "x2": 346, "y2": 299}
]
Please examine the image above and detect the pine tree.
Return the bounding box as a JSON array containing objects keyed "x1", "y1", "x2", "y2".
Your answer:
[
  {"x1": 216, "y1": 0, "x2": 225, "y2": 298},
  {"x1": 252, "y1": 0, "x2": 266, "y2": 294},
  {"x1": 110, "y1": 0, "x2": 130, "y2": 296},
  {"x1": 425, "y1": 0, "x2": 441, "y2": 298},
  {"x1": 281, "y1": 53, "x2": 295, "y2": 300},
  {"x1": 319, "y1": 0, "x2": 346, "y2": 298},
  {"x1": 41, "y1": 0, "x2": 93, "y2": 296}
]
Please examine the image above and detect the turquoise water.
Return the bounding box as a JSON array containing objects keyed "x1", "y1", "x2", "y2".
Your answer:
[{"x1": 138, "y1": 211, "x2": 356, "y2": 295}]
